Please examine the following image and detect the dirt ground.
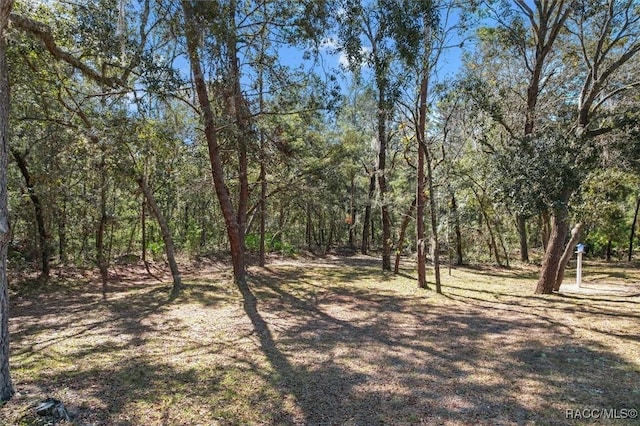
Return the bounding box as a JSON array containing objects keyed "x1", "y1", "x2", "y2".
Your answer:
[{"x1": 1, "y1": 256, "x2": 639, "y2": 425}]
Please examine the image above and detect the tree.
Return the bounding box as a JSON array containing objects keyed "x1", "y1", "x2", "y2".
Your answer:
[
  {"x1": 181, "y1": 0, "x2": 332, "y2": 282},
  {"x1": 535, "y1": 0, "x2": 640, "y2": 294},
  {"x1": 0, "y1": 0, "x2": 14, "y2": 404},
  {"x1": 338, "y1": 0, "x2": 403, "y2": 270},
  {"x1": 0, "y1": 0, "x2": 154, "y2": 399},
  {"x1": 466, "y1": 0, "x2": 572, "y2": 264}
]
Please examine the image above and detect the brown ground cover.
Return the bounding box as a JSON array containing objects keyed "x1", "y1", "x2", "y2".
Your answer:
[{"x1": 1, "y1": 256, "x2": 639, "y2": 425}]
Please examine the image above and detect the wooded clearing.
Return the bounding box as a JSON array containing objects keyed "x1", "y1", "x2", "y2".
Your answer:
[
  {"x1": 1, "y1": 1, "x2": 640, "y2": 422},
  {"x1": 2, "y1": 256, "x2": 639, "y2": 425}
]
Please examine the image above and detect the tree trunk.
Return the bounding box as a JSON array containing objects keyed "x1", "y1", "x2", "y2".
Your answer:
[
  {"x1": 371, "y1": 215, "x2": 375, "y2": 245},
  {"x1": 554, "y1": 222, "x2": 583, "y2": 291},
  {"x1": 416, "y1": 72, "x2": 428, "y2": 288},
  {"x1": 541, "y1": 210, "x2": 551, "y2": 250},
  {"x1": 496, "y1": 218, "x2": 510, "y2": 267},
  {"x1": 306, "y1": 202, "x2": 312, "y2": 251},
  {"x1": 11, "y1": 149, "x2": 49, "y2": 280},
  {"x1": 227, "y1": 0, "x2": 249, "y2": 265},
  {"x1": 327, "y1": 219, "x2": 335, "y2": 252},
  {"x1": 361, "y1": 172, "x2": 375, "y2": 254},
  {"x1": 377, "y1": 94, "x2": 391, "y2": 271},
  {"x1": 516, "y1": 214, "x2": 529, "y2": 262},
  {"x1": 425, "y1": 148, "x2": 441, "y2": 292},
  {"x1": 257, "y1": 1, "x2": 267, "y2": 267},
  {"x1": 349, "y1": 175, "x2": 356, "y2": 248},
  {"x1": 0, "y1": 0, "x2": 15, "y2": 401},
  {"x1": 535, "y1": 206, "x2": 570, "y2": 294},
  {"x1": 394, "y1": 197, "x2": 416, "y2": 275},
  {"x1": 628, "y1": 195, "x2": 640, "y2": 261},
  {"x1": 182, "y1": 1, "x2": 246, "y2": 286},
  {"x1": 141, "y1": 196, "x2": 153, "y2": 276},
  {"x1": 479, "y1": 206, "x2": 501, "y2": 266},
  {"x1": 58, "y1": 195, "x2": 67, "y2": 264},
  {"x1": 96, "y1": 151, "x2": 109, "y2": 299},
  {"x1": 606, "y1": 239, "x2": 612, "y2": 262},
  {"x1": 451, "y1": 192, "x2": 463, "y2": 265},
  {"x1": 259, "y1": 157, "x2": 266, "y2": 267},
  {"x1": 138, "y1": 176, "x2": 182, "y2": 292}
]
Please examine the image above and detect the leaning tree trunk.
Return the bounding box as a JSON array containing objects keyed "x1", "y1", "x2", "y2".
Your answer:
[
  {"x1": 183, "y1": 1, "x2": 246, "y2": 286},
  {"x1": 0, "y1": 0, "x2": 14, "y2": 402},
  {"x1": 394, "y1": 197, "x2": 416, "y2": 275},
  {"x1": 11, "y1": 149, "x2": 49, "y2": 280},
  {"x1": 535, "y1": 205, "x2": 570, "y2": 294},
  {"x1": 554, "y1": 222, "x2": 583, "y2": 291},
  {"x1": 138, "y1": 176, "x2": 182, "y2": 292}
]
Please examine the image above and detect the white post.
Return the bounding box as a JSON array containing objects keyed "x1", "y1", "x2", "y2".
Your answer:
[
  {"x1": 576, "y1": 251, "x2": 583, "y2": 287},
  {"x1": 575, "y1": 243, "x2": 585, "y2": 288}
]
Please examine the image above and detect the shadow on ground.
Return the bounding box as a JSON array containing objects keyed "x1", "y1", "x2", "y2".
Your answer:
[{"x1": 5, "y1": 258, "x2": 639, "y2": 425}]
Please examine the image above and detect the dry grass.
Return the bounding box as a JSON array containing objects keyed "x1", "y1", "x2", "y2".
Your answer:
[{"x1": 1, "y1": 256, "x2": 639, "y2": 425}]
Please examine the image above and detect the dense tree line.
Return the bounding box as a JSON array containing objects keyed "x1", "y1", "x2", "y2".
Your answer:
[{"x1": 1, "y1": 0, "x2": 639, "y2": 401}]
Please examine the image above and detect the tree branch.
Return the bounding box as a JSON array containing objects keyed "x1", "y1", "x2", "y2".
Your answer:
[{"x1": 9, "y1": 13, "x2": 125, "y2": 88}]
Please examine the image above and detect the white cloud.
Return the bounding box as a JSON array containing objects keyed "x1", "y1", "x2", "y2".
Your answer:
[{"x1": 339, "y1": 46, "x2": 372, "y2": 69}]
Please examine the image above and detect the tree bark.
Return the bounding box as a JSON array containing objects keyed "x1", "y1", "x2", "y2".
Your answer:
[
  {"x1": 361, "y1": 172, "x2": 375, "y2": 254},
  {"x1": 58, "y1": 195, "x2": 67, "y2": 264},
  {"x1": 377, "y1": 95, "x2": 392, "y2": 271},
  {"x1": 541, "y1": 210, "x2": 551, "y2": 250},
  {"x1": 259, "y1": 152, "x2": 266, "y2": 267},
  {"x1": 141, "y1": 196, "x2": 153, "y2": 276},
  {"x1": 96, "y1": 151, "x2": 109, "y2": 299},
  {"x1": 11, "y1": 149, "x2": 49, "y2": 279},
  {"x1": 394, "y1": 197, "x2": 416, "y2": 275},
  {"x1": 349, "y1": 175, "x2": 356, "y2": 248},
  {"x1": 485, "y1": 213, "x2": 501, "y2": 265},
  {"x1": 416, "y1": 71, "x2": 428, "y2": 288},
  {"x1": 227, "y1": 0, "x2": 249, "y2": 265},
  {"x1": 628, "y1": 195, "x2": 640, "y2": 261},
  {"x1": 425, "y1": 146, "x2": 441, "y2": 292},
  {"x1": 0, "y1": 0, "x2": 15, "y2": 402},
  {"x1": 554, "y1": 222, "x2": 583, "y2": 291},
  {"x1": 137, "y1": 176, "x2": 182, "y2": 292},
  {"x1": 306, "y1": 202, "x2": 312, "y2": 251},
  {"x1": 535, "y1": 206, "x2": 570, "y2": 294},
  {"x1": 516, "y1": 214, "x2": 529, "y2": 262},
  {"x1": 182, "y1": 1, "x2": 246, "y2": 286},
  {"x1": 496, "y1": 219, "x2": 510, "y2": 267}
]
